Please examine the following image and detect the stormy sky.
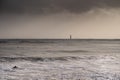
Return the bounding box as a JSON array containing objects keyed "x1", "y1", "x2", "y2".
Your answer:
[{"x1": 0, "y1": 0, "x2": 120, "y2": 39}]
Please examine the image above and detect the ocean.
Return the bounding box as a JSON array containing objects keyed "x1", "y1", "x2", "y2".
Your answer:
[{"x1": 0, "y1": 39, "x2": 120, "y2": 80}]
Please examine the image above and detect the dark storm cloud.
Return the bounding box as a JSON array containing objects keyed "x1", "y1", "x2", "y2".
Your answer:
[{"x1": 0, "y1": 0, "x2": 120, "y2": 14}]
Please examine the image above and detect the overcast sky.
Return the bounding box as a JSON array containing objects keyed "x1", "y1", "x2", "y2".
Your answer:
[{"x1": 0, "y1": 0, "x2": 120, "y2": 39}]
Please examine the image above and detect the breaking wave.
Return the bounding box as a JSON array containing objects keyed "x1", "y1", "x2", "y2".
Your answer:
[
  {"x1": 0, "y1": 55, "x2": 98, "y2": 62},
  {"x1": 47, "y1": 50, "x2": 89, "y2": 53}
]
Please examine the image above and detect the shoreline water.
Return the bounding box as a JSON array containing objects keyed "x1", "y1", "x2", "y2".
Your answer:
[
  {"x1": 0, "y1": 54, "x2": 120, "y2": 80},
  {"x1": 0, "y1": 39, "x2": 120, "y2": 80}
]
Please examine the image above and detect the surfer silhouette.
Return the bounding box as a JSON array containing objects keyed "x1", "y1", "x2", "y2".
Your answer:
[{"x1": 12, "y1": 66, "x2": 18, "y2": 69}]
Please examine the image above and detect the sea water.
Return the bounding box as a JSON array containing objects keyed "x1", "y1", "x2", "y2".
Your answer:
[{"x1": 0, "y1": 39, "x2": 120, "y2": 80}]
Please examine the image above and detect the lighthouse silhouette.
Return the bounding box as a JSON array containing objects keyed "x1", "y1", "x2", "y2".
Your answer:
[{"x1": 70, "y1": 35, "x2": 72, "y2": 39}]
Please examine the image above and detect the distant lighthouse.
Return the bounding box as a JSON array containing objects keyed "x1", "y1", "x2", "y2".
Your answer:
[{"x1": 70, "y1": 35, "x2": 72, "y2": 39}]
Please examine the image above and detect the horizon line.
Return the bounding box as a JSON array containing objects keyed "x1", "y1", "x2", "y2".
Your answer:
[{"x1": 1, "y1": 38, "x2": 120, "y2": 40}]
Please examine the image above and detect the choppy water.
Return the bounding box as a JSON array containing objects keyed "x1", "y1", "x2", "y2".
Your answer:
[{"x1": 0, "y1": 39, "x2": 120, "y2": 80}]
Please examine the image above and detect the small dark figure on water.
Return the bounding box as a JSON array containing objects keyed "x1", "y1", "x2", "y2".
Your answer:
[{"x1": 12, "y1": 66, "x2": 18, "y2": 69}]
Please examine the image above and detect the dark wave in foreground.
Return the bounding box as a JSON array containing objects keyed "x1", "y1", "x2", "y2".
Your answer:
[
  {"x1": 0, "y1": 57, "x2": 79, "y2": 62},
  {"x1": 0, "y1": 56, "x2": 96, "y2": 62}
]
